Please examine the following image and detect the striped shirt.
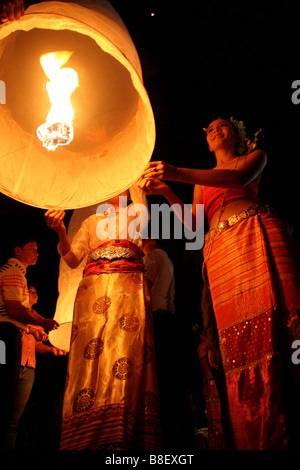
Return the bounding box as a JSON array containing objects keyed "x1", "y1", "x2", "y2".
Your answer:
[{"x1": 0, "y1": 258, "x2": 29, "y2": 331}]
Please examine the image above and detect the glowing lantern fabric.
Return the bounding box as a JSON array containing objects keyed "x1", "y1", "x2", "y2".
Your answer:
[{"x1": 0, "y1": 0, "x2": 155, "y2": 209}]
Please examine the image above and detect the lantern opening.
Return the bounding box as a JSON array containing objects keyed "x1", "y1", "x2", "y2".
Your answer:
[
  {"x1": 36, "y1": 51, "x2": 79, "y2": 151},
  {"x1": 0, "y1": 1, "x2": 155, "y2": 210}
]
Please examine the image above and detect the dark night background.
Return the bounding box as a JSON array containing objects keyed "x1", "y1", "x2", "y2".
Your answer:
[{"x1": 1, "y1": 0, "x2": 300, "y2": 452}]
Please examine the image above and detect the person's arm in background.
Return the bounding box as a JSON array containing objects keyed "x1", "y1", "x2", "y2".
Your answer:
[
  {"x1": 5, "y1": 300, "x2": 59, "y2": 331},
  {"x1": 0, "y1": 0, "x2": 24, "y2": 23}
]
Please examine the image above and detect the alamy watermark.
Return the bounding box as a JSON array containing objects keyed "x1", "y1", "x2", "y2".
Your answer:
[
  {"x1": 0, "y1": 80, "x2": 5, "y2": 104},
  {"x1": 1, "y1": 338, "x2": 299, "y2": 366},
  {"x1": 0, "y1": 340, "x2": 6, "y2": 364},
  {"x1": 291, "y1": 80, "x2": 300, "y2": 104},
  {"x1": 96, "y1": 196, "x2": 205, "y2": 250},
  {"x1": 291, "y1": 340, "x2": 300, "y2": 365}
]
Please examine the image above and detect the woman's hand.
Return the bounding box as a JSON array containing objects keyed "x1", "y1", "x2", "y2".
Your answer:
[
  {"x1": 45, "y1": 209, "x2": 66, "y2": 235},
  {"x1": 138, "y1": 178, "x2": 169, "y2": 196},
  {"x1": 141, "y1": 161, "x2": 177, "y2": 181},
  {"x1": 0, "y1": 0, "x2": 24, "y2": 23},
  {"x1": 45, "y1": 209, "x2": 71, "y2": 256}
]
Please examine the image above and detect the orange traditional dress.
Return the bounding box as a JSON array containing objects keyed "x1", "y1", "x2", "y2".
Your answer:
[
  {"x1": 202, "y1": 183, "x2": 300, "y2": 449},
  {"x1": 59, "y1": 203, "x2": 161, "y2": 450}
]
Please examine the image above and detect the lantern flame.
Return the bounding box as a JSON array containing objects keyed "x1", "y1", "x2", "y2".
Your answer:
[{"x1": 37, "y1": 51, "x2": 79, "y2": 151}]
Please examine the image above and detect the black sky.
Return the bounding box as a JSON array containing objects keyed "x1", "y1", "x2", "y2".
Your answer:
[{"x1": 1, "y1": 0, "x2": 300, "y2": 316}]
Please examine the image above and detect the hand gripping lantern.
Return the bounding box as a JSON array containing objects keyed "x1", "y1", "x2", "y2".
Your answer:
[{"x1": 0, "y1": 0, "x2": 155, "y2": 209}]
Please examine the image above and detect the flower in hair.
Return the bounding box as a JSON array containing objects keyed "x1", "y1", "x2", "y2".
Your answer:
[
  {"x1": 203, "y1": 117, "x2": 263, "y2": 155},
  {"x1": 229, "y1": 117, "x2": 248, "y2": 155}
]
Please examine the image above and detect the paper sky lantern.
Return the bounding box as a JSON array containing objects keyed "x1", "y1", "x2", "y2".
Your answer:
[{"x1": 0, "y1": 0, "x2": 155, "y2": 209}]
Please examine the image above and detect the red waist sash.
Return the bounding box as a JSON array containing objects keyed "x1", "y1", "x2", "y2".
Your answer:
[{"x1": 83, "y1": 240, "x2": 145, "y2": 277}]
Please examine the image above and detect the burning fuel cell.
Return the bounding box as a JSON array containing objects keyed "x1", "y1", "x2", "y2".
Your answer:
[{"x1": 37, "y1": 51, "x2": 79, "y2": 151}]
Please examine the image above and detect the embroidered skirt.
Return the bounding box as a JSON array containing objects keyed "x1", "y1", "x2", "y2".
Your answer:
[
  {"x1": 204, "y1": 210, "x2": 300, "y2": 449},
  {"x1": 60, "y1": 241, "x2": 161, "y2": 450}
]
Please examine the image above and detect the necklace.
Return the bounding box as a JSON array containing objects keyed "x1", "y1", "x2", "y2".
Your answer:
[{"x1": 202, "y1": 156, "x2": 240, "y2": 286}]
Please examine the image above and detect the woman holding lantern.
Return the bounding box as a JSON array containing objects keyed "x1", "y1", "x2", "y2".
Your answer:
[
  {"x1": 45, "y1": 185, "x2": 161, "y2": 451},
  {"x1": 139, "y1": 117, "x2": 300, "y2": 450}
]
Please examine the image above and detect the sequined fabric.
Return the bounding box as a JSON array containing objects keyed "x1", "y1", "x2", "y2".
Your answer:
[
  {"x1": 205, "y1": 203, "x2": 271, "y2": 238},
  {"x1": 83, "y1": 240, "x2": 145, "y2": 277},
  {"x1": 204, "y1": 211, "x2": 300, "y2": 449},
  {"x1": 89, "y1": 245, "x2": 141, "y2": 262}
]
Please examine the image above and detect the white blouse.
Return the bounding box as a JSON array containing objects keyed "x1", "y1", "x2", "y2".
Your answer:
[{"x1": 59, "y1": 202, "x2": 149, "y2": 269}]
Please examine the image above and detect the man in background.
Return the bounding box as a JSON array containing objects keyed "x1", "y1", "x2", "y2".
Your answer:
[
  {"x1": 0, "y1": 234, "x2": 59, "y2": 446},
  {"x1": 143, "y1": 236, "x2": 176, "y2": 448}
]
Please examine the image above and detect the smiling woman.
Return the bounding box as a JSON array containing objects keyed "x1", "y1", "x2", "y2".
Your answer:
[
  {"x1": 206, "y1": 120, "x2": 238, "y2": 152},
  {"x1": 139, "y1": 116, "x2": 300, "y2": 449}
]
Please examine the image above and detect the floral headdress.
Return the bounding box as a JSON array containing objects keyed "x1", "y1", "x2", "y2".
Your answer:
[{"x1": 203, "y1": 117, "x2": 263, "y2": 155}]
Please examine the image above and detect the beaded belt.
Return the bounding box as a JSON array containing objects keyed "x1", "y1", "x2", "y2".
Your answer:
[
  {"x1": 89, "y1": 245, "x2": 141, "y2": 262},
  {"x1": 205, "y1": 204, "x2": 272, "y2": 240},
  {"x1": 84, "y1": 240, "x2": 145, "y2": 277}
]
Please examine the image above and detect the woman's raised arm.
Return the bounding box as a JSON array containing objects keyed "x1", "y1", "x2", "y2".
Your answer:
[
  {"x1": 45, "y1": 209, "x2": 71, "y2": 256},
  {"x1": 141, "y1": 149, "x2": 267, "y2": 189}
]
